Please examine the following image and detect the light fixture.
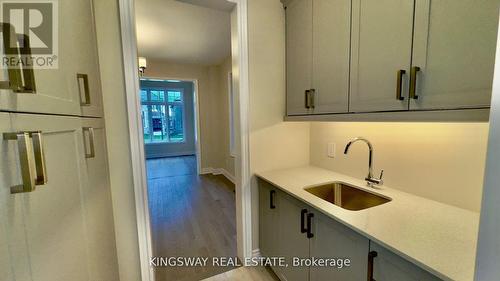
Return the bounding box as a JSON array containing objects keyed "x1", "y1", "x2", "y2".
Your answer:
[{"x1": 138, "y1": 57, "x2": 147, "y2": 76}]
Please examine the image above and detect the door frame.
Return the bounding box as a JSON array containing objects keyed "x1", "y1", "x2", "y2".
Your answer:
[
  {"x1": 140, "y1": 77, "x2": 201, "y2": 172},
  {"x1": 117, "y1": 0, "x2": 252, "y2": 280}
]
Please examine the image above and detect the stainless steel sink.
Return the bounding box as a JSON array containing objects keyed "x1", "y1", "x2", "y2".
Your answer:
[{"x1": 305, "y1": 182, "x2": 391, "y2": 211}]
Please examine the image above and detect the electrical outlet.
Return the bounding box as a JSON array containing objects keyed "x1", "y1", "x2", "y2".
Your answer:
[{"x1": 327, "y1": 142, "x2": 336, "y2": 158}]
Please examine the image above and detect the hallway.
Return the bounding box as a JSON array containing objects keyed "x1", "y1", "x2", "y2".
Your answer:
[{"x1": 147, "y1": 156, "x2": 237, "y2": 281}]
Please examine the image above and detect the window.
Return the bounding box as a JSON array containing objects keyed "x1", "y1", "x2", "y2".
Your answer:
[{"x1": 140, "y1": 88, "x2": 185, "y2": 144}]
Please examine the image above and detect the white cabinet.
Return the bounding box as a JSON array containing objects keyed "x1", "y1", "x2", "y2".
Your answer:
[
  {"x1": 80, "y1": 118, "x2": 119, "y2": 281},
  {"x1": 0, "y1": 0, "x2": 103, "y2": 117},
  {"x1": 11, "y1": 114, "x2": 91, "y2": 281},
  {"x1": 371, "y1": 242, "x2": 442, "y2": 281},
  {"x1": 309, "y1": 211, "x2": 369, "y2": 281},
  {"x1": 286, "y1": 0, "x2": 350, "y2": 115},
  {"x1": 0, "y1": 113, "x2": 118, "y2": 281},
  {"x1": 410, "y1": 0, "x2": 500, "y2": 110},
  {"x1": 0, "y1": 113, "x2": 31, "y2": 281},
  {"x1": 349, "y1": 0, "x2": 414, "y2": 112}
]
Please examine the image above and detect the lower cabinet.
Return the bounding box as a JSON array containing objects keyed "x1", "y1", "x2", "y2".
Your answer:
[
  {"x1": 309, "y1": 211, "x2": 369, "y2": 281},
  {"x1": 0, "y1": 113, "x2": 119, "y2": 281},
  {"x1": 258, "y1": 179, "x2": 442, "y2": 281},
  {"x1": 371, "y1": 242, "x2": 442, "y2": 281}
]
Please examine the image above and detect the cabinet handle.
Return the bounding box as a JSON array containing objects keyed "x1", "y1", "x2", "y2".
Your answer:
[
  {"x1": 306, "y1": 213, "x2": 314, "y2": 239},
  {"x1": 3, "y1": 132, "x2": 36, "y2": 194},
  {"x1": 270, "y1": 190, "x2": 276, "y2": 209},
  {"x1": 300, "y1": 209, "x2": 308, "y2": 233},
  {"x1": 30, "y1": 131, "x2": 48, "y2": 185},
  {"x1": 409, "y1": 66, "x2": 420, "y2": 100},
  {"x1": 396, "y1": 70, "x2": 406, "y2": 101},
  {"x1": 305, "y1": 90, "x2": 311, "y2": 109},
  {"x1": 17, "y1": 33, "x2": 36, "y2": 93},
  {"x1": 78, "y1": 74, "x2": 91, "y2": 106},
  {"x1": 0, "y1": 23, "x2": 36, "y2": 93},
  {"x1": 83, "y1": 127, "x2": 95, "y2": 158},
  {"x1": 309, "y1": 89, "x2": 315, "y2": 109},
  {"x1": 367, "y1": 251, "x2": 378, "y2": 281}
]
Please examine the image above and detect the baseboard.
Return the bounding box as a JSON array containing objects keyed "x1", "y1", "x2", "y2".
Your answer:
[
  {"x1": 252, "y1": 248, "x2": 261, "y2": 258},
  {"x1": 200, "y1": 167, "x2": 236, "y2": 184}
]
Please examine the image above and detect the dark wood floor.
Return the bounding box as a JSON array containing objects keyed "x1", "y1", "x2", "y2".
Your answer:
[{"x1": 147, "y1": 156, "x2": 237, "y2": 281}]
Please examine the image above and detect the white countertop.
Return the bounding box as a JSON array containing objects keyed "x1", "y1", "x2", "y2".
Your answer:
[{"x1": 256, "y1": 166, "x2": 479, "y2": 281}]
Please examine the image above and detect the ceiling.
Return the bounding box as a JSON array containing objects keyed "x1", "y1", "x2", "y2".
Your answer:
[{"x1": 135, "y1": 0, "x2": 233, "y2": 66}]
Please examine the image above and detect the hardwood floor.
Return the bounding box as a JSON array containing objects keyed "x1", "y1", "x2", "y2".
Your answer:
[
  {"x1": 147, "y1": 156, "x2": 237, "y2": 281},
  {"x1": 202, "y1": 267, "x2": 280, "y2": 281}
]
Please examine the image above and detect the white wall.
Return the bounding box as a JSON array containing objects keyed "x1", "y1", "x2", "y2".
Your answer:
[
  {"x1": 93, "y1": 0, "x2": 142, "y2": 280},
  {"x1": 310, "y1": 122, "x2": 489, "y2": 212},
  {"x1": 146, "y1": 59, "x2": 234, "y2": 175},
  {"x1": 247, "y1": 0, "x2": 311, "y2": 250}
]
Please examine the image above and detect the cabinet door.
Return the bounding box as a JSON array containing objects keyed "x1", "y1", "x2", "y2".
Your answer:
[
  {"x1": 74, "y1": 0, "x2": 104, "y2": 117},
  {"x1": 410, "y1": 0, "x2": 500, "y2": 110},
  {"x1": 0, "y1": 0, "x2": 103, "y2": 117},
  {"x1": 277, "y1": 192, "x2": 310, "y2": 281},
  {"x1": 0, "y1": 113, "x2": 32, "y2": 281},
  {"x1": 80, "y1": 118, "x2": 119, "y2": 281},
  {"x1": 310, "y1": 212, "x2": 369, "y2": 281},
  {"x1": 371, "y1": 242, "x2": 442, "y2": 281},
  {"x1": 311, "y1": 0, "x2": 350, "y2": 114},
  {"x1": 11, "y1": 113, "x2": 91, "y2": 281},
  {"x1": 350, "y1": 0, "x2": 414, "y2": 112},
  {"x1": 259, "y1": 180, "x2": 279, "y2": 258},
  {"x1": 286, "y1": 0, "x2": 313, "y2": 116}
]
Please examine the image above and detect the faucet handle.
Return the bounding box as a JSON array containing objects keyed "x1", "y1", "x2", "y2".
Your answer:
[{"x1": 379, "y1": 170, "x2": 384, "y2": 180}]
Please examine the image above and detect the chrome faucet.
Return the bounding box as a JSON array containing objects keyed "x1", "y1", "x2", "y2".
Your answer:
[{"x1": 344, "y1": 137, "x2": 384, "y2": 187}]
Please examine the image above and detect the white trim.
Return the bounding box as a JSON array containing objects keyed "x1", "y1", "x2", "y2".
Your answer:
[
  {"x1": 229, "y1": 0, "x2": 253, "y2": 260},
  {"x1": 117, "y1": 0, "x2": 154, "y2": 280},
  {"x1": 200, "y1": 167, "x2": 236, "y2": 184},
  {"x1": 118, "y1": 0, "x2": 252, "y2": 280}
]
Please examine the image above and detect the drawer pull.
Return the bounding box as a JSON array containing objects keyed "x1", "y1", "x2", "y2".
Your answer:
[
  {"x1": 78, "y1": 74, "x2": 91, "y2": 106},
  {"x1": 396, "y1": 70, "x2": 406, "y2": 101},
  {"x1": 270, "y1": 190, "x2": 276, "y2": 209},
  {"x1": 409, "y1": 66, "x2": 420, "y2": 100},
  {"x1": 367, "y1": 251, "x2": 378, "y2": 281},
  {"x1": 83, "y1": 127, "x2": 96, "y2": 158},
  {"x1": 306, "y1": 213, "x2": 314, "y2": 239},
  {"x1": 3, "y1": 132, "x2": 36, "y2": 193},
  {"x1": 301, "y1": 209, "x2": 308, "y2": 233}
]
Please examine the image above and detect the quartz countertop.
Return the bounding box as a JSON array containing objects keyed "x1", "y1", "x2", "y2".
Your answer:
[{"x1": 256, "y1": 166, "x2": 479, "y2": 281}]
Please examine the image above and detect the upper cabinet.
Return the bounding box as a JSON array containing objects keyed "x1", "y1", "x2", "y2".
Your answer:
[
  {"x1": 0, "y1": 0, "x2": 104, "y2": 117},
  {"x1": 350, "y1": 0, "x2": 414, "y2": 112},
  {"x1": 286, "y1": 0, "x2": 350, "y2": 115},
  {"x1": 285, "y1": 0, "x2": 500, "y2": 120},
  {"x1": 410, "y1": 0, "x2": 499, "y2": 110}
]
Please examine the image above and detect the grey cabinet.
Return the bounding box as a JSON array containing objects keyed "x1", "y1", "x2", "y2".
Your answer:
[
  {"x1": 370, "y1": 242, "x2": 442, "y2": 281},
  {"x1": 409, "y1": 0, "x2": 500, "y2": 110},
  {"x1": 286, "y1": 0, "x2": 500, "y2": 119},
  {"x1": 349, "y1": 0, "x2": 414, "y2": 112},
  {"x1": 258, "y1": 180, "x2": 442, "y2": 281},
  {"x1": 259, "y1": 180, "x2": 279, "y2": 258},
  {"x1": 277, "y1": 192, "x2": 310, "y2": 281},
  {"x1": 286, "y1": 0, "x2": 350, "y2": 115},
  {"x1": 309, "y1": 211, "x2": 369, "y2": 281}
]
